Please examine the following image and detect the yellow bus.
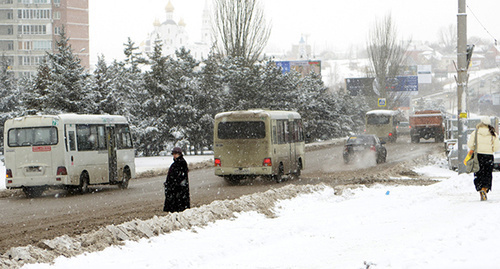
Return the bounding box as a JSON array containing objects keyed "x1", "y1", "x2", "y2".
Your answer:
[
  {"x1": 214, "y1": 110, "x2": 305, "y2": 184},
  {"x1": 4, "y1": 114, "x2": 135, "y2": 197},
  {"x1": 365, "y1": 109, "x2": 400, "y2": 143}
]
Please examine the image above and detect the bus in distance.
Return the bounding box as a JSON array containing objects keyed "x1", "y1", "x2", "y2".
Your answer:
[{"x1": 365, "y1": 109, "x2": 400, "y2": 143}]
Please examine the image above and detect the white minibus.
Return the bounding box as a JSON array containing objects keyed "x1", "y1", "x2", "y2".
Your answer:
[
  {"x1": 214, "y1": 110, "x2": 305, "y2": 184},
  {"x1": 4, "y1": 114, "x2": 135, "y2": 197}
]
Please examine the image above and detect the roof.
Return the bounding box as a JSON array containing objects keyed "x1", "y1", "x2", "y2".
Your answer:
[
  {"x1": 7, "y1": 114, "x2": 129, "y2": 126},
  {"x1": 366, "y1": 109, "x2": 399, "y2": 116},
  {"x1": 215, "y1": 110, "x2": 301, "y2": 120}
]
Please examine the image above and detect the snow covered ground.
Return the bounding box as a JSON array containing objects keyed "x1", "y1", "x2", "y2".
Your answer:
[{"x1": 11, "y1": 160, "x2": 500, "y2": 268}]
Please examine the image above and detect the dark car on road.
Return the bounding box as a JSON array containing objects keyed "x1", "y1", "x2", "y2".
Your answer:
[{"x1": 343, "y1": 134, "x2": 387, "y2": 164}]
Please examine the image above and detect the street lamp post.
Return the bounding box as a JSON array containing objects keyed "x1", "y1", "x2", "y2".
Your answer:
[{"x1": 457, "y1": 0, "x2": 468, "y2": 174}]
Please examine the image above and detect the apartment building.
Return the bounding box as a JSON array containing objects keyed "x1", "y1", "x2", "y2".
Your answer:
[{"x1": 0, "y1": 0, "x2": 88, "y2": 78}]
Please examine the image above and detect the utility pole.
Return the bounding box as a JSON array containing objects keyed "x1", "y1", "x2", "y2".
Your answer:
[{"x1": 457, "y1": 0, "x2": 468, "y2": 174}]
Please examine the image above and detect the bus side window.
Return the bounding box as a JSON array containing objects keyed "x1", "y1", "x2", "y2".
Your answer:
[
  {"x1": 297, "y1": 120, "x2": 304, "y2": 142},
  {"x1": 292, "y1": 121, "x2": 299, "y2": 142},
  {"x1": 276, "y1": 120, "x2": 285, "y2": 144},
  {"x1": 97, "y1": 125, "x2": 106, "y2": 150},
  {"x1": 117, "y1": 125, "x2": 133, "y2": 149},
  {"x1": 272, "y1": 125, "x2": 277, "y2": 144},
  {"x1": 77, "y1": 125, "x2": 93, "y2": 151},
  {"x1": 77, "y1": 125, "x2": 106, "y2": 151},
  {"x1": 283, "y1": 121, "x2": 289, "y2": 143},
  {"x1": 68, "y1": 131, "x2": 76, "y2": 151}
]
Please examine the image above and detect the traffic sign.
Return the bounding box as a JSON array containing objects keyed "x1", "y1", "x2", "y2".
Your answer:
[{"x1": 378, "y1": 98, "x2": 387, "y2": 107}]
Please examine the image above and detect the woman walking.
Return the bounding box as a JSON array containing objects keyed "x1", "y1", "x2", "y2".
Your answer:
[
  {"x1": 163, "y1": 147, "x2": 190, "y2": 212},
  {"x1": 467, "y1": 116, "x2": 500, "y2": 201}
]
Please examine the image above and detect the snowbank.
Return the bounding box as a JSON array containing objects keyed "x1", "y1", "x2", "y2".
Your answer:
[
  {"x1": 2, "y1": 184, "x2": 325, "y2": 268},
  {"x1": 7, "y1": 164, "x2": 500, "y2": 269}
]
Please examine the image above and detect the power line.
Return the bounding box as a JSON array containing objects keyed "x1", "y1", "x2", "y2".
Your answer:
[{"x1": 467, "y1": 4, "x2": 497, "y2": 46}]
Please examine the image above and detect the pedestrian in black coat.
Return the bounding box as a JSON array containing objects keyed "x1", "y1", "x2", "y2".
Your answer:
[{"x1": 163, "y1": 147, "x2": 190, "y2": 212}]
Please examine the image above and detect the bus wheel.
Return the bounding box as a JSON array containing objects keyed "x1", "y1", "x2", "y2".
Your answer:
[
  {"x1": 78, "y1": 172, "x2": 89, "y2": 194},
  {"x1": 119, "y1": 168, "x2": 131, "y2": 189},
  {"x1": 273, "y1": 164, "x2": 284, "y2": 183},
  {"x1": 23, "y1": 186, "x2": 45, "y2": 198},
  {"x1": 293, "y1": 160, "x2": 302, "y2": 177}
]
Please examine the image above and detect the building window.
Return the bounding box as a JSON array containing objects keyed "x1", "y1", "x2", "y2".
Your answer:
[
  {"x1": 19, "y1": 41, "x2": 32, "y2": 50},
  {"x1": 0, "y1": 41, "x2": 14, "y2": 50},
  {"x1": 18, "y1": 0, "x2": 50, "y2": 3},
  {"x1": 53, "y1": 11, "x2": 60, "y2": 20},
  {"x1": 54, "y1": 26, "x2": 60, "y2": 35},
  {"x1": 18, "y1": 9, "x2": 51, "y2": 19},
  {"x1": 20, "y1": 71, "x2": 35, "y2": 78},
  {"x1": 18, "y1": 55, "x2": 46, "y2": 66},
  {"x1": 33, "y1": 40, "x2": 51, "y2": 50},
  {"x1": 18, "y1": 25, "x2": 47, "y2": 35}
]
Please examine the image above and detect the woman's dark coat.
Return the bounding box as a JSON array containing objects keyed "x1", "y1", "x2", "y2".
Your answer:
[{"x1": 164, "y1": 155, "x2": 190, "y2": 212}]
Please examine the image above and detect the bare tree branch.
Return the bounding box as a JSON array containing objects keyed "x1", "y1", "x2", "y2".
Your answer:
[
  {"x1": 367, "y1": 13, "x2": 411, "y2": 109},
  {"x1": 212, "y1": 0, "x2": 271, "y2": 65}
]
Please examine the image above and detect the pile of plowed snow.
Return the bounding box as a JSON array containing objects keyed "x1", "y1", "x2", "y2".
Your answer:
[{"x1": 0, "y1": 184, "x2": 326, "y2": 268}]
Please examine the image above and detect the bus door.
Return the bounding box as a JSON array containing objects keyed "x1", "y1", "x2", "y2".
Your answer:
[
  {"x1": 65, "y1": 124, "x2": 77, "y2": 183},
  {"x1": 286, "y1": 119, "x2": 296, "y2": 173},
  {"x1": 106, "y1": 126, "x2": 118, "y2": 182}
]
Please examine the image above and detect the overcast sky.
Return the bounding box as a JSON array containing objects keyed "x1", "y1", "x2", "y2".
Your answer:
[{"x1": 89, "y1": 0, "x2": 500, "y2": 66}]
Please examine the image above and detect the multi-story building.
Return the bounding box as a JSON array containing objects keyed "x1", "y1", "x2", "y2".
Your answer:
[{"x1": 0, "y1": 0, "x2": 88, "y2": 78}]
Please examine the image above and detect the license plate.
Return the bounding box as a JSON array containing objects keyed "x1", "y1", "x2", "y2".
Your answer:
[
  {"x1": 26, "y1": 166, "x2": 42, "y2": 173},
  {"x1": 353, "y1": 146, "x2": 365, "y2": 151},
  {"x1": 234, "y1": 168, "x2": 250, "y2": 174}
]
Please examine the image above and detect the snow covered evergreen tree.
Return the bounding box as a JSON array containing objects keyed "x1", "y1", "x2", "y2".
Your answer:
[
  {"x1": 0, "y1": 55, "x2": 19, "y2": 149},
  {"x1": 24, "y1": 29, "x2": 92, "y2": 114}
]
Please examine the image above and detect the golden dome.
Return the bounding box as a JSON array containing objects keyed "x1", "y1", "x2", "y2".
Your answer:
[
  {"x1": 165, "y1": 0, "x2": 174, "y2": 13},
  {"x1": 153, "y1": 18, "x2": 160, "y2": 27},
  {"x1": 178, "y1": 17, "x2": 186, "y2": 27}
]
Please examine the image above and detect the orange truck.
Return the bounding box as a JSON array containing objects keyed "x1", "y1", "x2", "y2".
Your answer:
[{"x1": 409, "y1": 110, "x2": 445, "y2": 143}]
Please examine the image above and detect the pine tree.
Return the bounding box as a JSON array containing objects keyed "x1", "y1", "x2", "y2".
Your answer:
[
  {"x1": 24, "y1": 28, "x2": 92, "y2": 114},
  {"x1": 0, "y1": 55, "x2": 18, "y2": 149},
  {"x1": 139, "y1": 39, "x2": 172, "y2": 156}
]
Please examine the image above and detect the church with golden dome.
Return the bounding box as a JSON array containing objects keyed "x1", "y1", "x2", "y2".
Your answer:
[{"x1": 140, "y1": 0, "x2": 211, "y2": 60}]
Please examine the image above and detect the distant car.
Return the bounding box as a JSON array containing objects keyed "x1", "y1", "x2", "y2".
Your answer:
[
  {"x1": 494, "y1": 151, "x2": 500, "y2": 170},
  {"x1": 343, "y1": 134, "x2": 387, "y2": 164},
  {"x1": 444, "y1": 139, "x2": 457, "y2": 155},
  {"x1": 396, "y1": 121, "x2": 411, "y2": 135}
]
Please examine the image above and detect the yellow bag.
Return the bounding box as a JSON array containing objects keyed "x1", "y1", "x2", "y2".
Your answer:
[{"x1": 463, "y1": 150, "x2": 473, "y2": 165}]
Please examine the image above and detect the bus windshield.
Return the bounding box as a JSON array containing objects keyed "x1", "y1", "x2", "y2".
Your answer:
[
  {"x1": 8, "y1": 127, "x2": 58, "y2": 147},
  {"x1": 366, "y1": 114, "x2": 390, "y2": 125},
  {"x1": 218, "y1": 121, "x2": 265, "y2": 139}
]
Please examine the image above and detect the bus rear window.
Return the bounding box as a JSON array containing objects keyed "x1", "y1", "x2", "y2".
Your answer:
[
  {"x1": 8, "y1": 127, "x2": 58, "y2": 147},
  {"x1": 218, "y1": 121, "x2": 265, "y2": 139},
  {"x1": 367, "y1": 115, "x2": 390, "y2": 125}
]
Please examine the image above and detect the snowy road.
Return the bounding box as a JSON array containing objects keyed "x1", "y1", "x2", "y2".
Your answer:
[{"x1": 0, "y1": 137, "x2": 441, "y2": 254}]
